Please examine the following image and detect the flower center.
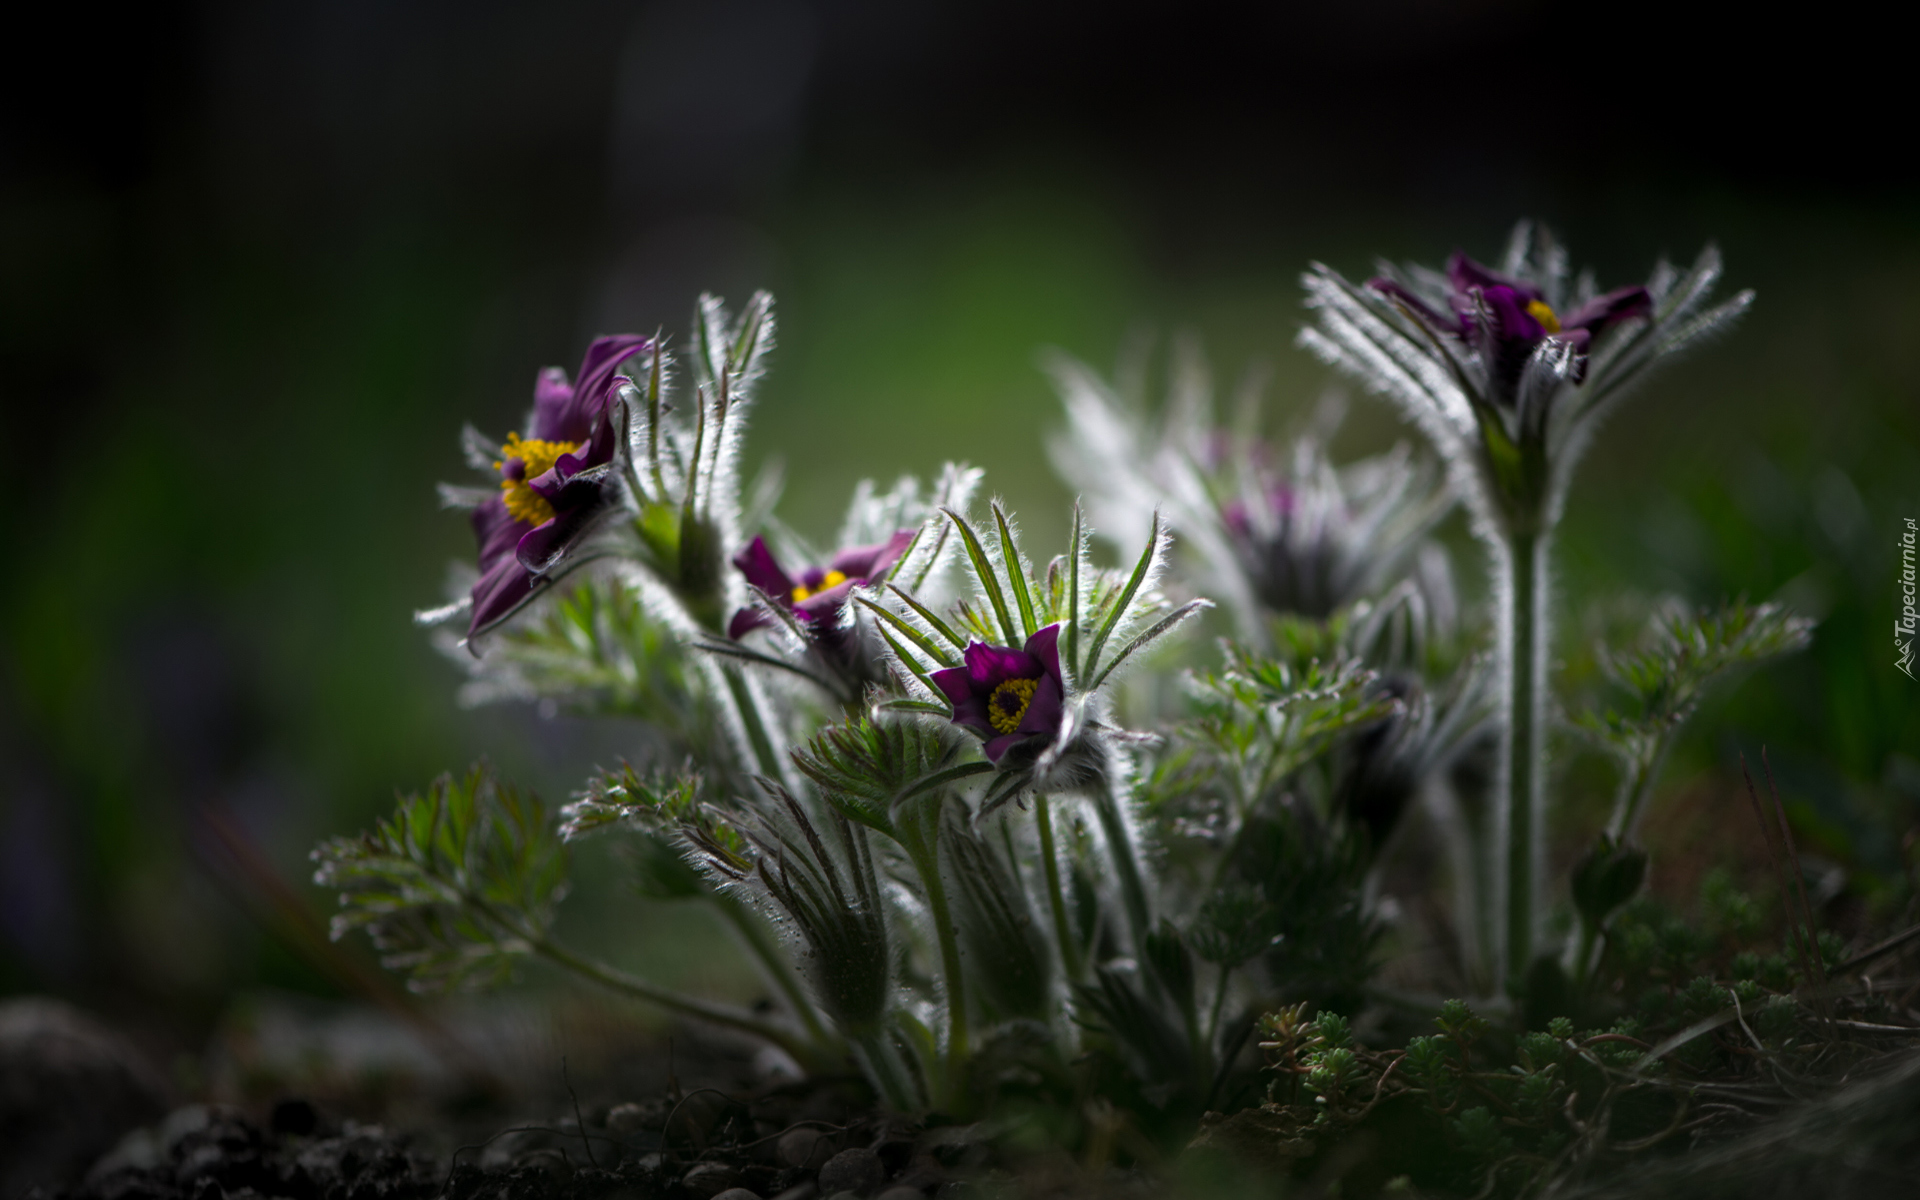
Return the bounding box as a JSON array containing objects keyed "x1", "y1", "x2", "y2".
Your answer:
[
  {"x1": 1525, "y1": 299, "x2": 1562, "y2": 333},
  {"x1": 494, "y1": 432, "x2": 582, "y2": 526},
  {"x1": 791, "y1": 570, "x2": 848, "y2": 603},
  {"x1": 988, "y1": 677, "x2": 1039, "y2": 735}
]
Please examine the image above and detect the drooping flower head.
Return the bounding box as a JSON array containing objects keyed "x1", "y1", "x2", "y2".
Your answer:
[
  {"x1": 931, "y1": 624, "x2": 1065, "y2": 764},
  {"x1": 1368, "y1": 254, "x2": 1651, "y2": 411},
  {"x1": 728, "y1": 532, "x2": 916, "y2": 640},
  {"x1": 468, "y1": 335, "x2": 650, "y2": 636},
  {"x1": 1218, "y1": 437, "x2": 1451, "y2": 631},
  {"x1": 1301, "y1": 223, "x2": 1751, "y2": 527},
  {"x1": 1047, "y1": 341, "x2": 1454, "y2": 644}
]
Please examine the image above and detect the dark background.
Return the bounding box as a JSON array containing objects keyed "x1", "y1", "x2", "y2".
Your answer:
[{"x1": 3, "y1": 0, "x2": 1916, "y2": 1054}]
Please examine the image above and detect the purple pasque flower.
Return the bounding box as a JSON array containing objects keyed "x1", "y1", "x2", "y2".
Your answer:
[
  {"x1": 1221, "y1": 481, "x2": 1344, "y2": 619},
  {"x1": 931, "y1": 624, "x2": 1065, "y2": 764},
  {"x1": 469, "y1": 334, "x2": 651, "y2": 637},
  {"x1": 728, "y1": 531, "x2": 916, "y2": 640},
  {"x1": 1369, "y1": 254, "x2": 1650, "y2": 408}
]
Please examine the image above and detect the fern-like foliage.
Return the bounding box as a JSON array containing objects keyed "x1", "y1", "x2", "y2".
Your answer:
[
  {"x1": 447, "y1": 579, "x2": 709, "y2": 728},
  {"x1": 312, "y1": 764, "x2": 568, "y2": 992},
  {"x1": 1586, "y1": 598, "x2": 1814, "y2": 746},
  {"x1": 1578, "y1": 597, "x2": 1814, "y2": 840},
  {"x1": 1183, "y1": 644, "x2": 1402, "y2": 815}
]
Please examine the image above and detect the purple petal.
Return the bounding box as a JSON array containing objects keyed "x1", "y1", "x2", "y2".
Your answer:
[
  {"x1": 572, "y1": 334, "x2": 651, "y2": 408},
  {"x1": 528, "y1": 451, "x2": 612, "y2": 503},
  {"x1": 1367, "y1": 278, "x2": 1461, "y2": 335},
  {"x1": 469, "y1": 553, "x2": 537, "y2": 636},
  {"x1": 1560, "y1": 285, "x2": 1652, "y2": 335},
  {"x1": 729, "y1": 606, "x2": 773, "y2": 639},
  {"x1": 963, "y1": 641, "x2": 1039, "y2": 687},
  {"x1": 549, "y1": 398, "x2": 621, "y2": 481},
  {"x1": 793, "y1": 579, "x2": 858, "y2": 621},
  {"x1": 1221, "y1": 498, "x2": 1251, "y2": 536},
  {"x1": 531, "y1": 335, "x2": 650, "y2": 444},
  {"x1": 530, "y1": 368, "x2": 579, "y2": 443},
  {"x1": 472, "y1": 496, "x2": 526, "y2": 572},
  {"x1": 983, "y1": 733, "x2": 1023, "y2": 764},
  {"x1": 932, "y1": 667, "x2": 997, "y2": 737},
  {"x1": 1024, "y1": 624, "x2": 1062, "y2": 683},
  {"x1": 931, "y1": 665, "x2": 975, "y2": 707},
  {"x1": 732, "y1": 536, "x2": 795, "y2": 598},
  {"x1": 830, "y1": 530, "x2": 916, "y2": 582},
  {"x1": 1016, "y1": 673, "x2": 1064, "y2": 739},
  {"x1": 1477, "y1": 285, "x2": 1549, "y2": 342},
  {"x1": 515, "y1": 492, "x2": 610, "y2": 574},
  {"x1": 1446, "y1": 253, "x2": 1538, "y2": 301}
]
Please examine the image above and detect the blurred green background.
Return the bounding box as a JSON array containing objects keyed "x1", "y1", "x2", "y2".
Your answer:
[{"x1": 3, "y1": 0, "x2": 1915, "y2": 1054}]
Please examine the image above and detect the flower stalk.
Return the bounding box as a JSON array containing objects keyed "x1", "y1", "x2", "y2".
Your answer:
[
  {"x1": 893, "y1": 794, "x2": 969, "y2": 1086},
  {"x1": 1302, "y1": 222, "x2": 1752, "y2": 994},
  {"x1": 530, "y1": 931, "x2": 824, "y2": 1068},
  {"x1": 1500, "y1": 525, "x2": 1548, "y2": 982},
  {"x1": 1034, "y1": 794, "x2": 1083, "y2": 981}
]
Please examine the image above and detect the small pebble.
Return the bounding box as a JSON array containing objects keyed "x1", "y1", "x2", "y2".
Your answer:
[
  {"x1": 682, "y1": 1161, "x2": 746, "y2": 1198},
  {"x1": 877, "y1": 1188, "x2": 926, "y2": 1200},
  {"x1": 672, "y1": 1092, "x2": 732, "y2": 1146},
  {"x1": 777, "y1": 1127, "x2": 835, "y2": 1170},
  {"x1": 889, "y1": 1152, "x2": 945, "y2": 1193},
  {"x1": 711, "y1": 1189, "x2": 763, "y2": 1200},
  {"x1": 818, "y1": 1146, "x2": 886, "y2": 1196},
  {"x1": 515, "y1": 1148, "x2": 572, "y2": 1182},
  {"x1": 606, "y1": 1102, "x2": 650, "y2": 1137}
]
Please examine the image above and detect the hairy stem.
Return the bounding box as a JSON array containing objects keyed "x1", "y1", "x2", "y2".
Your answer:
[
  {"x1": 1034, "y1": 794, "x2": 1083, "y2": 981},
  {"x1": 721, "y1": 665, "x2": 784, "y2": 780},
  {"x1": 1608, "y1": 733, "x2": 1676, "y2": 844},
  {"x1": 1570, "y1": 919, "x2": 1602, "y2": 990},
  {"x1": 530, "y1": 935, "x2": 819, "y2": 1066},
  {"x1": 1091, "y1": 779, "x2": 1152, "y2": 952},
  {"x1": 714, "y1": 893, "x2": 834, "y2": 1047},
  {"x1": 851, "y1": 1027, "x2": 921, "y2": 1112},
  {"x1": 896, "y1": 799, "x2": 969, "y2": 1088},
  {"x1": 1206, "y1": 960, "x2": 1231, "y2": 1054},
  {"x1": 1501, "y1": 527, "x2": 1548, "y2": 987}
]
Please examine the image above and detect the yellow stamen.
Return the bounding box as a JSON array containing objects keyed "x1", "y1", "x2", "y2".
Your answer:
[
  {"x1": 791, "y1": 569, "x2": 848, "y2": 603},
  {"x1": 988, "y1": 677, "x2": 1039, "y2": 735},
  {"x1": 496, "y1": 432, "x2": 583, "y2": 526},
  {"x1": 1526, "y1": 299, "x2": 1562, "y2": 333}
]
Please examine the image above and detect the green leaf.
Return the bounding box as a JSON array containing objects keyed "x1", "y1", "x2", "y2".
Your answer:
[
  {"x1": 872, "y1": 622, "x2": 944, "y2": 698},
  {"x1": 858, "y1": 596, "x2": 961, "y2": 670},
  {"x1": 1083, "y1": 509, "x2": 1160, "y2": 683},
  {"x1": 1066, "y1": 503, "x2": 1084, "y2": 682},
  {"x1": 885, "y1": 583, "x2": 968, "y2": 652},
  {"x1": 943, "y1": 507, "x2": 1021, "y2": 646},
  {"x1": 993, "y1": 502, "x2": 1039, "y2": 640},
  {"x1": 1086, "y1": 598, "x2": 1209, "y2": 693}
]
